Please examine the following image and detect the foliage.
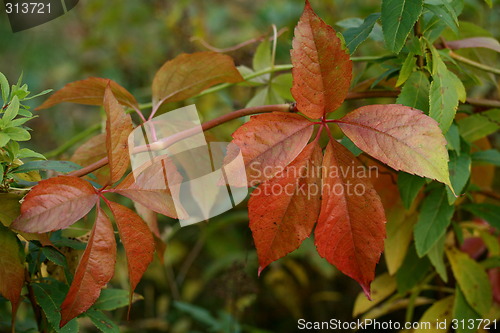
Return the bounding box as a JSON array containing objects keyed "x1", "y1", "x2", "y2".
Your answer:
[{"x1": 0, "y1": 0, "x2": 499, "y2": 332}]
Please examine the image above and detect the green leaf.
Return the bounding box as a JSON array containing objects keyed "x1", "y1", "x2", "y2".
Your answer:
[
  {"x1": 429, "y1": 49, "x2": 461, "y2": 133},
  {"x1": 446, "y1": 152, "x2": 471, "y2": 204},
  {"x1": 471, "y1": 149, "x2": 500, "y2": 166},
  {"x1": 382, "y1": 0, "x2": 423, "y2": 53},
  {"x1": 0, "y1": 164, "x2": 3, "y2": 184},
  {"x1": 397, "y1": 172, "x2": 426, "y2": 209},
  {"x1": 453, "y1": 287, "x2": 481, "y2": 333},
  {"x1": 396, "y1": 52, "x2": 416, "y2": 86},
  {"x1": 11, "y1": 117, "x2": 36, "y2": 127},
  {"x1": 462, "y1": 203, "x2": 500, "y2": 229},
  {"x1": 0, "y1": 132, "x2": 9, "y2": 147},
  {"x1": 0, "y1": 72, "x2": 10, "y2": 103},
  {"x1": 13, "y1": 160, "x2": 82, "y2": 174},
  {"x1": 396, "y1": 70, "x2": 430, "y2": 112},
  {"x1": 457, "y1": 109, "x2": 500, "y2": 142},
  {"x1": 93, "y1": 289, "x2": 142, "y2": 311},
  {"x1": 253, "y1": 39, "x2": 272, "y2": 80},
  {"x1": 343, "y1": 13, "x2": 381, "y2": 53},
  {"x1": 3, "y1": 96, "x2": 19, "y2": 122},
  {"x1": 424, "y1": 3, "x2": 459, "y2": 35},
  {"x1": 445, "y1": 123, "x2": 460, "y2": 153},
  {"x1": 41, "y1": 247, "x2": 68, "y2": 269},
  {"x1": 427, "y1": 235, "x2": 448, "y2": 282},
  {"x1": 271, "y1": 74, "x2": 293, "y2": 101},
  {"x1": 17, "y1": 148, "x2": 46, "y2": 160},
  {"x1": 86, "y1": 309, "x2": 120, "y2": 333},
  {"x1": 396, "y1": 244, "x2": 430, "y2": 294},
  {"x1": 3, "y1": 127, "x2": 30, "y2": 141},
  {"x1": 446, "y1": 247, "x2": 492, "y2": 317},
  {"x1": 174, "y1": 301, "x2": 220, "y2": 329},
  {"x1": 32, "y1": 282, "x2": 79, "y2": 333},
  {"x1": 484, "y1": 0, "x2": 492, "y2": 8},
  {"x1": 414, "y1": 186, "x2": 454, "y2": 257},
  {"x1": 24, "y1": 89, "x2": 53, "y2": 101}
]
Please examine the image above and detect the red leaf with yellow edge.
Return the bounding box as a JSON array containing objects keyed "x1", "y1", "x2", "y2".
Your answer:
[
  {"x1": 0, "y1": 226, "x2": 25, "y2": 321},
  {"x1": 36, "y1": 77, "x2": 138, "y2": 110},
  {"x1": 11, "y1": 176, "x2": 99, "y2": 233},
  {"x1": 152, "y1": 52, "x2": 243, "y2": 108},
  {"x1": 225, "y1": 112, "x2": 314, "y2": 186},
  {"x1": 104, "y1": 85, "x2": 134, "y2": 184},
  {"x1": 336, "y1": 104, "x2": 452, "y2": 190},
  {"x1": 59, "y1": 207, "x2": 116, "y2": 327},
  {"x1": 107, "y1": 201, "x2": 154, "y2": 300},
  {"x1": 114, "y1": 155, "x2": 183, "y2": 219},
  {"x1": 315, "y1": 140, "x2": 386, "y2": 298},
  {"x1": 291, "y1": 0, "x2": 352, "y2": 119},
  {"x1": 249, "y1": 141, "x2": 322, "y2": 273}
]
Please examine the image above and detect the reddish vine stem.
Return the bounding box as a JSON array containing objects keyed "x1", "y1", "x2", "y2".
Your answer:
[{"x1": 66, "y1": 89, "x2": 499, "y2": 179}]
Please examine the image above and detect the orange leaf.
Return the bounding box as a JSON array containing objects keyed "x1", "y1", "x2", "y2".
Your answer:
[
  {"x1": 11, "y1": 176, "x2": 99, "y2": 233},
  {"x1": 104, "y1": 85, "x2": 134, "y2": 183},
  {"x1": 59, "y1": 207, "x2": 116, "y2": 327},
  {"x1": 336, "y1": 104, "x2": 452, "y2": 189},
  {"x1": 226, "y1": 112, "x2": 314, "y2": 186},
  {"x1": 134, "y1": 202, "x2": 166, "y2": 263},
  {"x1": 36, "y1": 77, "x2": 138, "y2": 110},
  {"x1": 290, "y1": 0, "x2": 352, "y2": 119},
  {"x1": 152, "y1": 52, "x2": 243, "y2": 108},
  {"x1": 315, "y1": 140, "x2": 386, "y2": 298},
  {"x1": 107, "y1": 201, "x2": 154, "y2": 299},
  {"x1": 115, "y1": 155, "x2": 183, "y2": 219},
  {"x1": 249, "y1": 141, "x2": 322, "y2": 273},
  {"x1": 0, "y1": 226, "x2": 25, "y2": 321}
]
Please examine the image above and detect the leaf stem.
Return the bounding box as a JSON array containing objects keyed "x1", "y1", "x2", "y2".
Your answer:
[{"x1": 449, "y1": 51, "x2": 500, "y2": 75}]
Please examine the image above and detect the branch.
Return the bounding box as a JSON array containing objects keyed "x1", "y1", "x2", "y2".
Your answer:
[
  {"x1": 449, "y1": 51, "x2": 500, "y2": 76},
  {"x1": 67, "y1": 104, "x2": 292, "y2": 178}
]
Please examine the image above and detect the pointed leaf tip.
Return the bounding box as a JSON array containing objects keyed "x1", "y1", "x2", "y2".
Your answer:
[{"x1": 361, "y1": 283, "x2": 372, "y2": 301}]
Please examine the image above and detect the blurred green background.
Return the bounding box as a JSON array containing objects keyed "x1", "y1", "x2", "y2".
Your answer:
[{"x1": 1, "y1": 0, "x2": 499, "y2": 332}]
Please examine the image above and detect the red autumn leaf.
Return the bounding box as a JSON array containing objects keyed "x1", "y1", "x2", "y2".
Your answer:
[
  {"x1": 59, "y1": 207, "x2": 116, "y2": 327},
  {"x1": 249, "y1": 141, "x2": 322, "y2": 273},
  {"x1": 225, "y1": 112, "x2": 314, "y2": 186},
  {"x1": 106, "y1": 201, "x2": 155, "y2": 299},
  {"x1": 114, "y1": 155, "x2": 183, "y2": 219},
  {"x1": 315, "y1": 140, "x2": 386, "y2": 298},
  {"x1": 70, "y1": 133, "x2": 110, "y2": 185},
  {"x1": 336, "y1": 104, "x2": 452, "y2": 189},
  {"x1": 0, "y1": 226, "x2": 25, "y2": 320},
  {"x1": 104, "y1": 85, "x2": 134, "y2": 184},
  {"x1": 152, "y1": 52, "x2": 244, "y2": 108},
  {"x1": 10, "y1": 176, "x2": 99, "y2": 233},
  {"x1": 36, "y1": 77, "x2": 139, "y2": 110},
  {"x1": 290, "y1": 0, "x2": 352, "y2": 119}
]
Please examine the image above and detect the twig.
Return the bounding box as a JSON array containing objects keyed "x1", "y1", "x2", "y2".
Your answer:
[
  {"x1": 449, "y1": 51, "x2": 500, "y2": 75},
  {"x1": 191, "y1": 27, "x2": 289, "y2": 53}
]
